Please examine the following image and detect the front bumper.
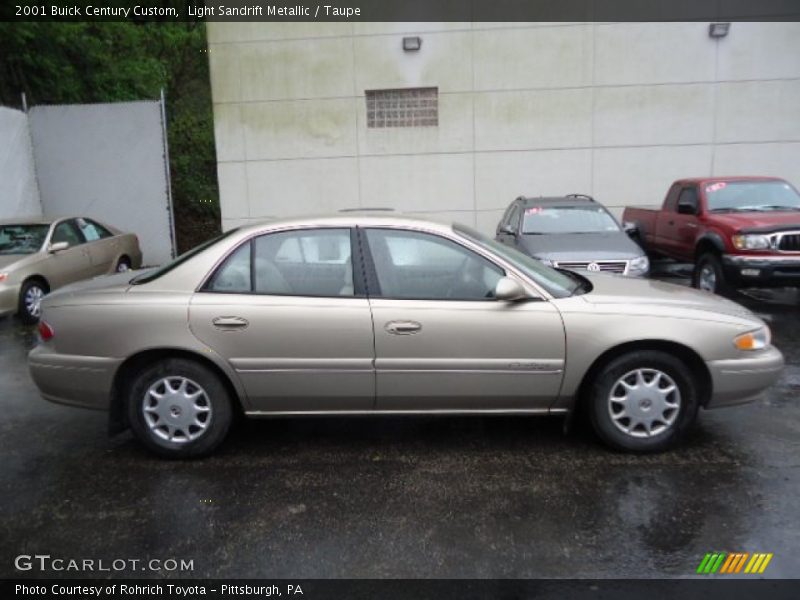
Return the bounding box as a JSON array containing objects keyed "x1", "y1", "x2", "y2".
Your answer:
[
  {"x1": 706, "y1": 345, "x2": 784, "y2": 408},
  {"x1": 723, "y1": 254, "x2": 800, "y2": 287},
  {"x1": 28, "y1": 344, "x2": 122, "y2": 410},
  {"x1": 0, "y1": 283, "x2": 20, "y2": 317}
]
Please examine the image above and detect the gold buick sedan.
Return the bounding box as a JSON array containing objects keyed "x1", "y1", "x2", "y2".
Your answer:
[
  {"x1": 28, "y1": 213, "x2": 783, "y2": 458},
  {"x1": 0, "y1": 217, "x2": 142, "y2": 323}
]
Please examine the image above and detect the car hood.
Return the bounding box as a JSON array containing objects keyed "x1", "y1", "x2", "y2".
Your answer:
[
  {"x1": 518, "y1": 232, "x2": 643, "y2": 261},
  {"x1": 711, "y1": 212, "x2": 800, "y2": 233},
  {"x1": 579, "y1": 272, "x2": 756, "y2": 320}
]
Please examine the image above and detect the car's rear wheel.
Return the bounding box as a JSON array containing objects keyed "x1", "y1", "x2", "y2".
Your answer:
[
  {"x1": 18, "y1": 279, "x2": 47, "y2": 324},
  {"x1": 116, "y1": 256, "x2": 131, "y2": 272},
  {"x1": 127, "y1": 359, "x2": 233, "y2": 458},
  {"x1": 693, "y1": 253, "x2": 732, "y2": 296},
  {"x1": 588, "y1": 350, "x2": 698, "y2": 452}
]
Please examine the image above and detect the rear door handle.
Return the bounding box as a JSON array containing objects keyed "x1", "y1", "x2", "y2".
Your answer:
[
  {"x1": 213, "y1": 316, "x2": 249, "y2": 330},
  {"x1": 385, "y1": 320, "x2": 422, "y2": 335}
]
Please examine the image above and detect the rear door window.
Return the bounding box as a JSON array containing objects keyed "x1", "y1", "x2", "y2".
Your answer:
[
  {"x1": 205, "y1": 228, "x2": 355, "y2": 297},
  {"x1": 77, "y1": 218, "x2": 113, "y2": 240}
]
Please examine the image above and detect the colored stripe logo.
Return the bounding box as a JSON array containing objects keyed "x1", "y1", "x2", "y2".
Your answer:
[{"x1": 696, "y1": 552, "x2": 773, "y2": 574}]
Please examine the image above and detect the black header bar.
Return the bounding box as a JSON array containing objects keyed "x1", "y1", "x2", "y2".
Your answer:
[{"x1": 2, "y1": 0, "x2": 800, "y2": 23}]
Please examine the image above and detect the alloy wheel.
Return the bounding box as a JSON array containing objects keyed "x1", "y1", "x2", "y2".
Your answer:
[
  {"x1": 25, "y1": 286, "x2": 45, "y2": 318},
  {"x1": 607, "y1": 368, "x2": 681, "y2": 438},
  {"x1": 698, "y1": 264, "x2": 716, "y2": 292},
  {"x1": 142, "y1": 376, "x2": 213, "y2": 443}
]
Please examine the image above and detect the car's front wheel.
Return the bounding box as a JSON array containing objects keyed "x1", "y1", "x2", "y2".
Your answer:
[
  {"x1": 693, "y1": 253, "x2": 732, "y2": 296},
  {"x1": 588, "y1": 350, "x2": 698, "y2": 452},
  {"x1": 127, "y1": 359, "x2": 233, "y2": 458}
]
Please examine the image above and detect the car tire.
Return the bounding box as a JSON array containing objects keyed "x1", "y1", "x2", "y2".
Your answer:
[
  {"x1": 127, "y1": 358, "x2": 233, "y2": 459},
  {"x1": 692, "y1": 253, "x2": 732, "y2": 296},
  {"x1": 116, "y1": 256, "x2": 132, "y2": 273},
  {"x1": 18, "y1": 279, "x2": 47, "y2": 325},
  {"x1": 588, "y1": 350, "x2": 699, "y2": 453}
]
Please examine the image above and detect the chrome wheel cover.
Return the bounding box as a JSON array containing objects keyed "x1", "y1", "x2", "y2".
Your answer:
[
  {"x1": 24, "y1": 286, "x2": 45, "y2": 318},
  {"x1": 116, "y1": 261, "x2": 130, "y2": 273},
  {"x1": 608, "y1": 368, "x2": 681, "y2": 438},
  {"x1": 143, "y1": 376, "x2": 212, "y2": 444},
  {"x1": 698, "y1": 264, "x2": 716, "y2": 292}
]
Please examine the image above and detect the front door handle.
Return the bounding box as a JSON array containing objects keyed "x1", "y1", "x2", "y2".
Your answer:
[
  {"x1": 385, "y1": 320, "x2": 422, "y2": 335},
  {"x1": 212, "y1": 316, "x2": 249, "y2": 330}
]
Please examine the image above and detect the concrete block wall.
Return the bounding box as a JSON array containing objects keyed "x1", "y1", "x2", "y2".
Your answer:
[{"x1": 208, "y1": 22, "x2": 800, "y2": 233}]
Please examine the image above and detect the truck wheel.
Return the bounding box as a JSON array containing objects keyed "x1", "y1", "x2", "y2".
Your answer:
[
  {"x1": 588, "y1": 350, "x2": 699, "y2": 453},
  {"x1": 692, "y1": 253, "x2": 732, "y2": 296}
]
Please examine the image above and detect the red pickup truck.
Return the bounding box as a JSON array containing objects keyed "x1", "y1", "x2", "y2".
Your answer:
[{"x1": 623, "y1": 177, "x2": 800, "y2": 294}]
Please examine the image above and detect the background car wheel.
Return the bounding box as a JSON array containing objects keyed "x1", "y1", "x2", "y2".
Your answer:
[
  {"x1": 692, "y1": 253, "x2": 732, "y2": 296},
  {"x1": 18, "y1": 279, "x2": 47, "y2": 324},
  {"x1": 588, "y1": 350, "x2": 698, "y2": 452},
  {"x1": 116, "y1": 256, "x2": 132, "y2": 272},
  {"x1": 127, "y1": 358, "x2": 233, "y2": 458}
]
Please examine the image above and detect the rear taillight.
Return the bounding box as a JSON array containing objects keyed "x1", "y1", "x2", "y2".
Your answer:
[{"x1": 38, "y1": 321, "x2": 55, "y2": 342}]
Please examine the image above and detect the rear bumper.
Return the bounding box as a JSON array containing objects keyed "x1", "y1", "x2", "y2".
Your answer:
[
  {"x1": 723, "y1": 255, "x2": 800, "y2": 287},
  {"x1": 706, "y1": 346, "x2": 784, "y2": 408},
  {"x1": 28, "y1": 344, "x2": 121, "y2": 410},
  {"x1": 0, "y1": 283, "x2": 20, "y2": 317}
]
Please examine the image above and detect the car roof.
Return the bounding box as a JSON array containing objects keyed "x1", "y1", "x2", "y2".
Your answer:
[
  {"x1": 515, "y1": 195, "x2": 597, "y2": 207},
  {"x1": 0, "y1": 217, "x2": 55, "y2": 226},
  {"x1": 232, "y1": 211, "x2": 461, "y2": 237},
  {"x1": 675, "y1": 176, "x2": 787, "y2": 186}
]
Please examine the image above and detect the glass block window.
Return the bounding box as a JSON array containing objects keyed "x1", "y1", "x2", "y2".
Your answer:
[{"x1": 366, "y1": 87, "x2": 438, "y2": 128}]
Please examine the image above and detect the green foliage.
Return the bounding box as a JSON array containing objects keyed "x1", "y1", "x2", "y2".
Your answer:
[{"x1": 0, "y1": 22, "x2": 220, "y2": 251}]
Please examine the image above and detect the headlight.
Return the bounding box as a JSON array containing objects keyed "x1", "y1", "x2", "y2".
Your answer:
[
  {"x1": 629, "y1": 255, "x2": 649, "y2": 274},
  {"x1": 732, "y1": 234, "x2": 770, "y2": 250},
  {"x1": 734, "y1": 326, "x2": 771, "y2": 351}
]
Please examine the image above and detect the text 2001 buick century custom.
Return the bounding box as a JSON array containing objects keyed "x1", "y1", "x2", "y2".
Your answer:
[{"x1": 29, "y1": 213, "x2": 784, "y2": 458}]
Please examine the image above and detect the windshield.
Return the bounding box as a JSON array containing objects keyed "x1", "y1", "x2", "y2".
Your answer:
[
  {"x1": 522, "y1": 205, "x2": 621, "y2": 234},
  {"x1": 455, "y1": 224, "x2": 583, "y2": 298},
  {"x1": 705, "y1": 180, "x2": 800, "y2": 212},
  {"x1": 0, "y1": 224, "x2": 49, "y2": 255},
  {"x1": 130, "y1": 228, "x2": 239, "y2": 284}
]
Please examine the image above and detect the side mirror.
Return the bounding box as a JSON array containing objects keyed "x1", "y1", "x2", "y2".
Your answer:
[
  {"x1": 494, "y1": 277, "x2": 528, "y2": 302},
  {"x1": 48, "y1": 241, "x2": 69, "y2": 253},
  {"x1": 498, "y1": 224, "x2": 517, "y2": 236},
  {"x1": 677, "y1": 202, "x2": 697, "y2": 215},
  {"x1": 622, "y1": 221, "x2": 638, "y2": 236}
]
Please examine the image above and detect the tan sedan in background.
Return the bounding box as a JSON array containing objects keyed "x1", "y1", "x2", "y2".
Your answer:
[
  {"x1": 0, "y1": 217, "x2": 142, "y2": 323},
  {"x1": 28, "y1": 213, "x2": 783, "y2": 458}
]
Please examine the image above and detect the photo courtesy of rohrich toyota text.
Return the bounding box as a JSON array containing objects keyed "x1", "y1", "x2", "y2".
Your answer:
[
  {"x1": 15, "y1": 584, "x2": 300, "y2": 596},
  {"x1": 1, "y1": 0, "x2": 799, "y2": 599}
]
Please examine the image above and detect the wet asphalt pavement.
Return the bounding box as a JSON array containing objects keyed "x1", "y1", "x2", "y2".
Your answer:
[{"x1": 1, "y1": 264, "x2": 798, "y2": 579}]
